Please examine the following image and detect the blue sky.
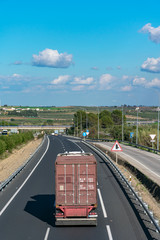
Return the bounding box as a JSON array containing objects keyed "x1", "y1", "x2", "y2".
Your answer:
[{"x1": 1, "y1": 0, "x2": 160, "y2": 106}]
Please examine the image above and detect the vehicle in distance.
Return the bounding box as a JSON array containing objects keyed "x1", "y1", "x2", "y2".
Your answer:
[
  {"x1": 55, "y1": 151, "x2": 97, "y2": 226},
  {"x1": 54, "y1": 130, "x2": 59, "y2": 136},
  {"x1": 2, "y1": 130, "x2": 8, "y2": 135}
]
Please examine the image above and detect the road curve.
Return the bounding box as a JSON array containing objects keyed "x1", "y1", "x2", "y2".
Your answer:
[
  {"x1": 0, "y1": 135, "x2": 149, "y2": 240},
  {"x1": 94, "y1": 141, "x2": 160, "y2": 185}
]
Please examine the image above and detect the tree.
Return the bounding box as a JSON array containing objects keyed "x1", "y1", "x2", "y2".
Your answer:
[
  {"x1": 111, "y1": 110, "x2": 125, "y2": 125},
  {"x1": 99, "y1": 110, "x2": 111, "y2": 119},
  {"x1": 99, "y1": 110, "x2": 113, "y2": 128},
  {"x1": 88, "y1": 113, "x2": 97, "y2": 128},
  {"x1": 74, "y1": 110, "x2": 87, "y2": 130}
]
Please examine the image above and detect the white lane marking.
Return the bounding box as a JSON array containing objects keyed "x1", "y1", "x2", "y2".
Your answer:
[
  {"x1": 70, "y1": 140, "x2": 85, "y2": 152},
  {"x1": 106, "y1": 225, "x2": 113, "y2": 240},
  {"x1": 0, "y1": 137, "x2": 50, "y2": 216},
  {"x1": 103, "y1": 144, "x2": 160, "y2": 178},
  {"x1": 97, "y1": 188, "x2": 107, "y2": 218},
  {"x1": 44, "y1": 227, "x2": 50, "y2": 240},
  {"x1": 121, "y1": 152, "x2": 160, "y2": 178}
]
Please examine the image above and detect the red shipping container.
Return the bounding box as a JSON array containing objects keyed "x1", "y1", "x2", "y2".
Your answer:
[{"x1": 55, "y1": 152, "x2": 97, "y2": 226}]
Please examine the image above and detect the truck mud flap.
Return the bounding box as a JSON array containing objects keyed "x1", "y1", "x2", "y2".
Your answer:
[{"x1": 55, "y1": 218, "x2": 97, "y2": 226}]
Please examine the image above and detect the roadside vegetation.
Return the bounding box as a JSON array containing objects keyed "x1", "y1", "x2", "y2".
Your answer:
[
  {"x1": 0, "y1": 105, "x2": 159, "y2": 149},
  {"x1": 0, "y1": 131, "x2": 34, "y2": 156},
  {"x1": 68, "y1": 109, "x2": 159, "y2": 149}
]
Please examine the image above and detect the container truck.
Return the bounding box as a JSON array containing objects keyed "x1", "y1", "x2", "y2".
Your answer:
[{"x1": 55, "y1": 151, "x2": 98, "y2": 226}]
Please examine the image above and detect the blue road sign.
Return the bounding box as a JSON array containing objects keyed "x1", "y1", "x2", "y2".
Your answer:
[
  {"x1": 130, "y1": 132, "x2": 134, "y2": 138},
  {"x1": 83, "y1": 132, "x2": 87, "y2": 137}
]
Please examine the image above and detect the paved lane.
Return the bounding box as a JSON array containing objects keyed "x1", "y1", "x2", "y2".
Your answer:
[
  {"x1": 0, "y1": 136, "x2": 148, "y2": 240},
  {"x1": 95, "y1": 141, "x2": 160, "y2": 185}
]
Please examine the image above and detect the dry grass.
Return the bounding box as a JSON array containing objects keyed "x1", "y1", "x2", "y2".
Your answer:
[
  {"x1": 0, "y1": 138, "x2": 42, "y2": 183},
  {"x1": 116, "y1": 162, "x2": 160, "y2": 222}
]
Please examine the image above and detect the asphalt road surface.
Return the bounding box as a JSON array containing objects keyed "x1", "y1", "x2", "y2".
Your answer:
[
  {"x1": 0, "y1": 135, "x2": 149, "y2": 240},
  {"x1": 95, "y1": 141, "x2": 160, "y2": 185}
]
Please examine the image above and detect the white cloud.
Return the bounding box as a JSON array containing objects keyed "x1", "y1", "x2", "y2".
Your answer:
[
  {"x1": 72, "y1": 85, "x2": 85, "y2": 91},
  {"x1": 12, "y1": 73, "x2": 22, "y2": 78},
  {"x1": 72, "y1": 77, "x2": 94, "y2": 85},
  {"x1": 146, "y1": 78, "x2": 160, "y2": 88},
  {"x1": 122, "y1": 75, "x2": 129, "y2": 80},
  {"x1": 140, "y1": 23, "x2": 160, "y2": 43},
  {"x1": 132, "y1": 76, "x2": 160, "y2": 88},
  {"x1": 32, "y1": 49, "x2": 73, "y2": 68},
  {"x1": 0, "y1": 74, "x2": 25, "y2": 82},
  {"x1": 121, "y1": 85, "x2": 132, "y2": 91},
  {"x1": 133, "y1": 77, "x2": 146, "y2": 86},
  {"x1": 51, "y1": 75, "x2": 71, "y2": 85},
  {"x1": 141, "y1": 57, "x2": 160, "y2": 73},
  {"x1": 99, "y1": 74, "x2": 115, "y2": 90}
]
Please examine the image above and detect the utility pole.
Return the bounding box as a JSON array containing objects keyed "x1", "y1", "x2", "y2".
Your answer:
[
  {"x1": 157, "y1": 107, "x2": 160, "y2": 151},
  {"x1": 77, "y1": 114, "x2": 78, "y2": 137},
  {"x1": 122, "y1": 105, "x2": 124, "y2": 142},
  {"x1": 74, "y1": 121, "x2": 75, "y2": 137},
  {"x1": 80, "y1": 111, "x2": 82, "y2": 136},
  {"x1": 86, "y1": 111, "x2": 87, "y2": 130},
  {"x1": 98, "y1": 107, "x2": 99, "y2": 139},
  {"x1": 136, "y1": 107, "x2": 139, "y2": 145}
]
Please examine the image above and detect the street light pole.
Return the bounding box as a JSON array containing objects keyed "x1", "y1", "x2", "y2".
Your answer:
[
  {"x1": 77, "y1": 114, "x2": 78, "y2": 137},
  {"x1": 98, "y1": 107, "x2": 99, "y2": 139},
  {"x1": 157, "y1": 107, "x2": 159, "y2": 151},
  {"x1": 80, "y1": 111, "x2": 82, "y2": 135},
  {"x1": 86, "y1": 111, "x2": 87, "y2": 130},
  {"x1": 136, "y1": 107, "x2": 139, "y2": 145},
  {"x1": 122, "y1": 105, "x2": 124, "y2": 142}
]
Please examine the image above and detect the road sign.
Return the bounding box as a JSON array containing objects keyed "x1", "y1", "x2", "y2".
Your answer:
[
  {"x1": 111, "y1": 141, "x2": 123, "y2": 152},
  {"x1": 150, "y1": 134, "x2": 156, "y2": 140},
  {"x1": 86, "y1": 129, "x2": 89, "y2": 135},
  {"x1": 82, "y1": 132, "x2": 87, "y2": 137},
  {"x1": 150, "y1": 140, "x2": 155, "y2": 143},
  {"x1": 130, "y1": 132, "x2": 134, "y2": 139}
]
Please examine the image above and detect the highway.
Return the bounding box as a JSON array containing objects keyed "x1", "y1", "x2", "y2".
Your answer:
[
  {"x1": 0, "y1": 125, "x2": 71, "y2": 130},
  {"x1": 95, "y1": 141, "x2": 160, "y2": 185},
  {"x1": 0, "y1": 135, "x2": 151, "y2": 239}
]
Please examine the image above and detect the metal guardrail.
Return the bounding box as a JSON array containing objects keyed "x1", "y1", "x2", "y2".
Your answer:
[
  {"x1": 82, "y1": 140, "x2": 160, "y2": 236},
  {"x1": 0, "y1": 135, "x2": 47, "y2": 191},
  {"x1": 67, "y1": 134, "x2": 160, "y2": 153},
  {"x1": 85, "y1": 137, "x2": 160, "y2": 154}
]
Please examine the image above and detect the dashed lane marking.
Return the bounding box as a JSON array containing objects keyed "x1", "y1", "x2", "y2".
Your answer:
[
  {"x1": 44, "y1": 227, "x2": 50, "y2": 240},
  {"x1": 106, "y1": 225, "x2": 113, "y2": 240},
  {"x1": 97, "y1": 188, "x2": 107, "y2": 218}
]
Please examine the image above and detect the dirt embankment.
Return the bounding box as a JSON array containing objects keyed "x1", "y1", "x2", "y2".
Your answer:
[{"x1": 0, "y1": 138, "x2": 42, "y2": 183}]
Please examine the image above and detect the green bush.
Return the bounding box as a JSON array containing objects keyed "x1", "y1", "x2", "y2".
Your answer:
[
  {"x1": 0, "y1": 136, "x2": 16, "y2": 152},
  {"x1": 0, "y1": 140, "x2": 6, "y2": 154},
  {"x1": 0, "y1": 131, "x2": 34, "y2": 155},
  {"x1": 11, "y1": 134, "x2": 23, "y2": 146}
]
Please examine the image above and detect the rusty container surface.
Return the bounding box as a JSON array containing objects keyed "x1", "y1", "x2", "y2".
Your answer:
[{"x1": 55, "y1": 152, "x2": 97, "y2": 225}]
